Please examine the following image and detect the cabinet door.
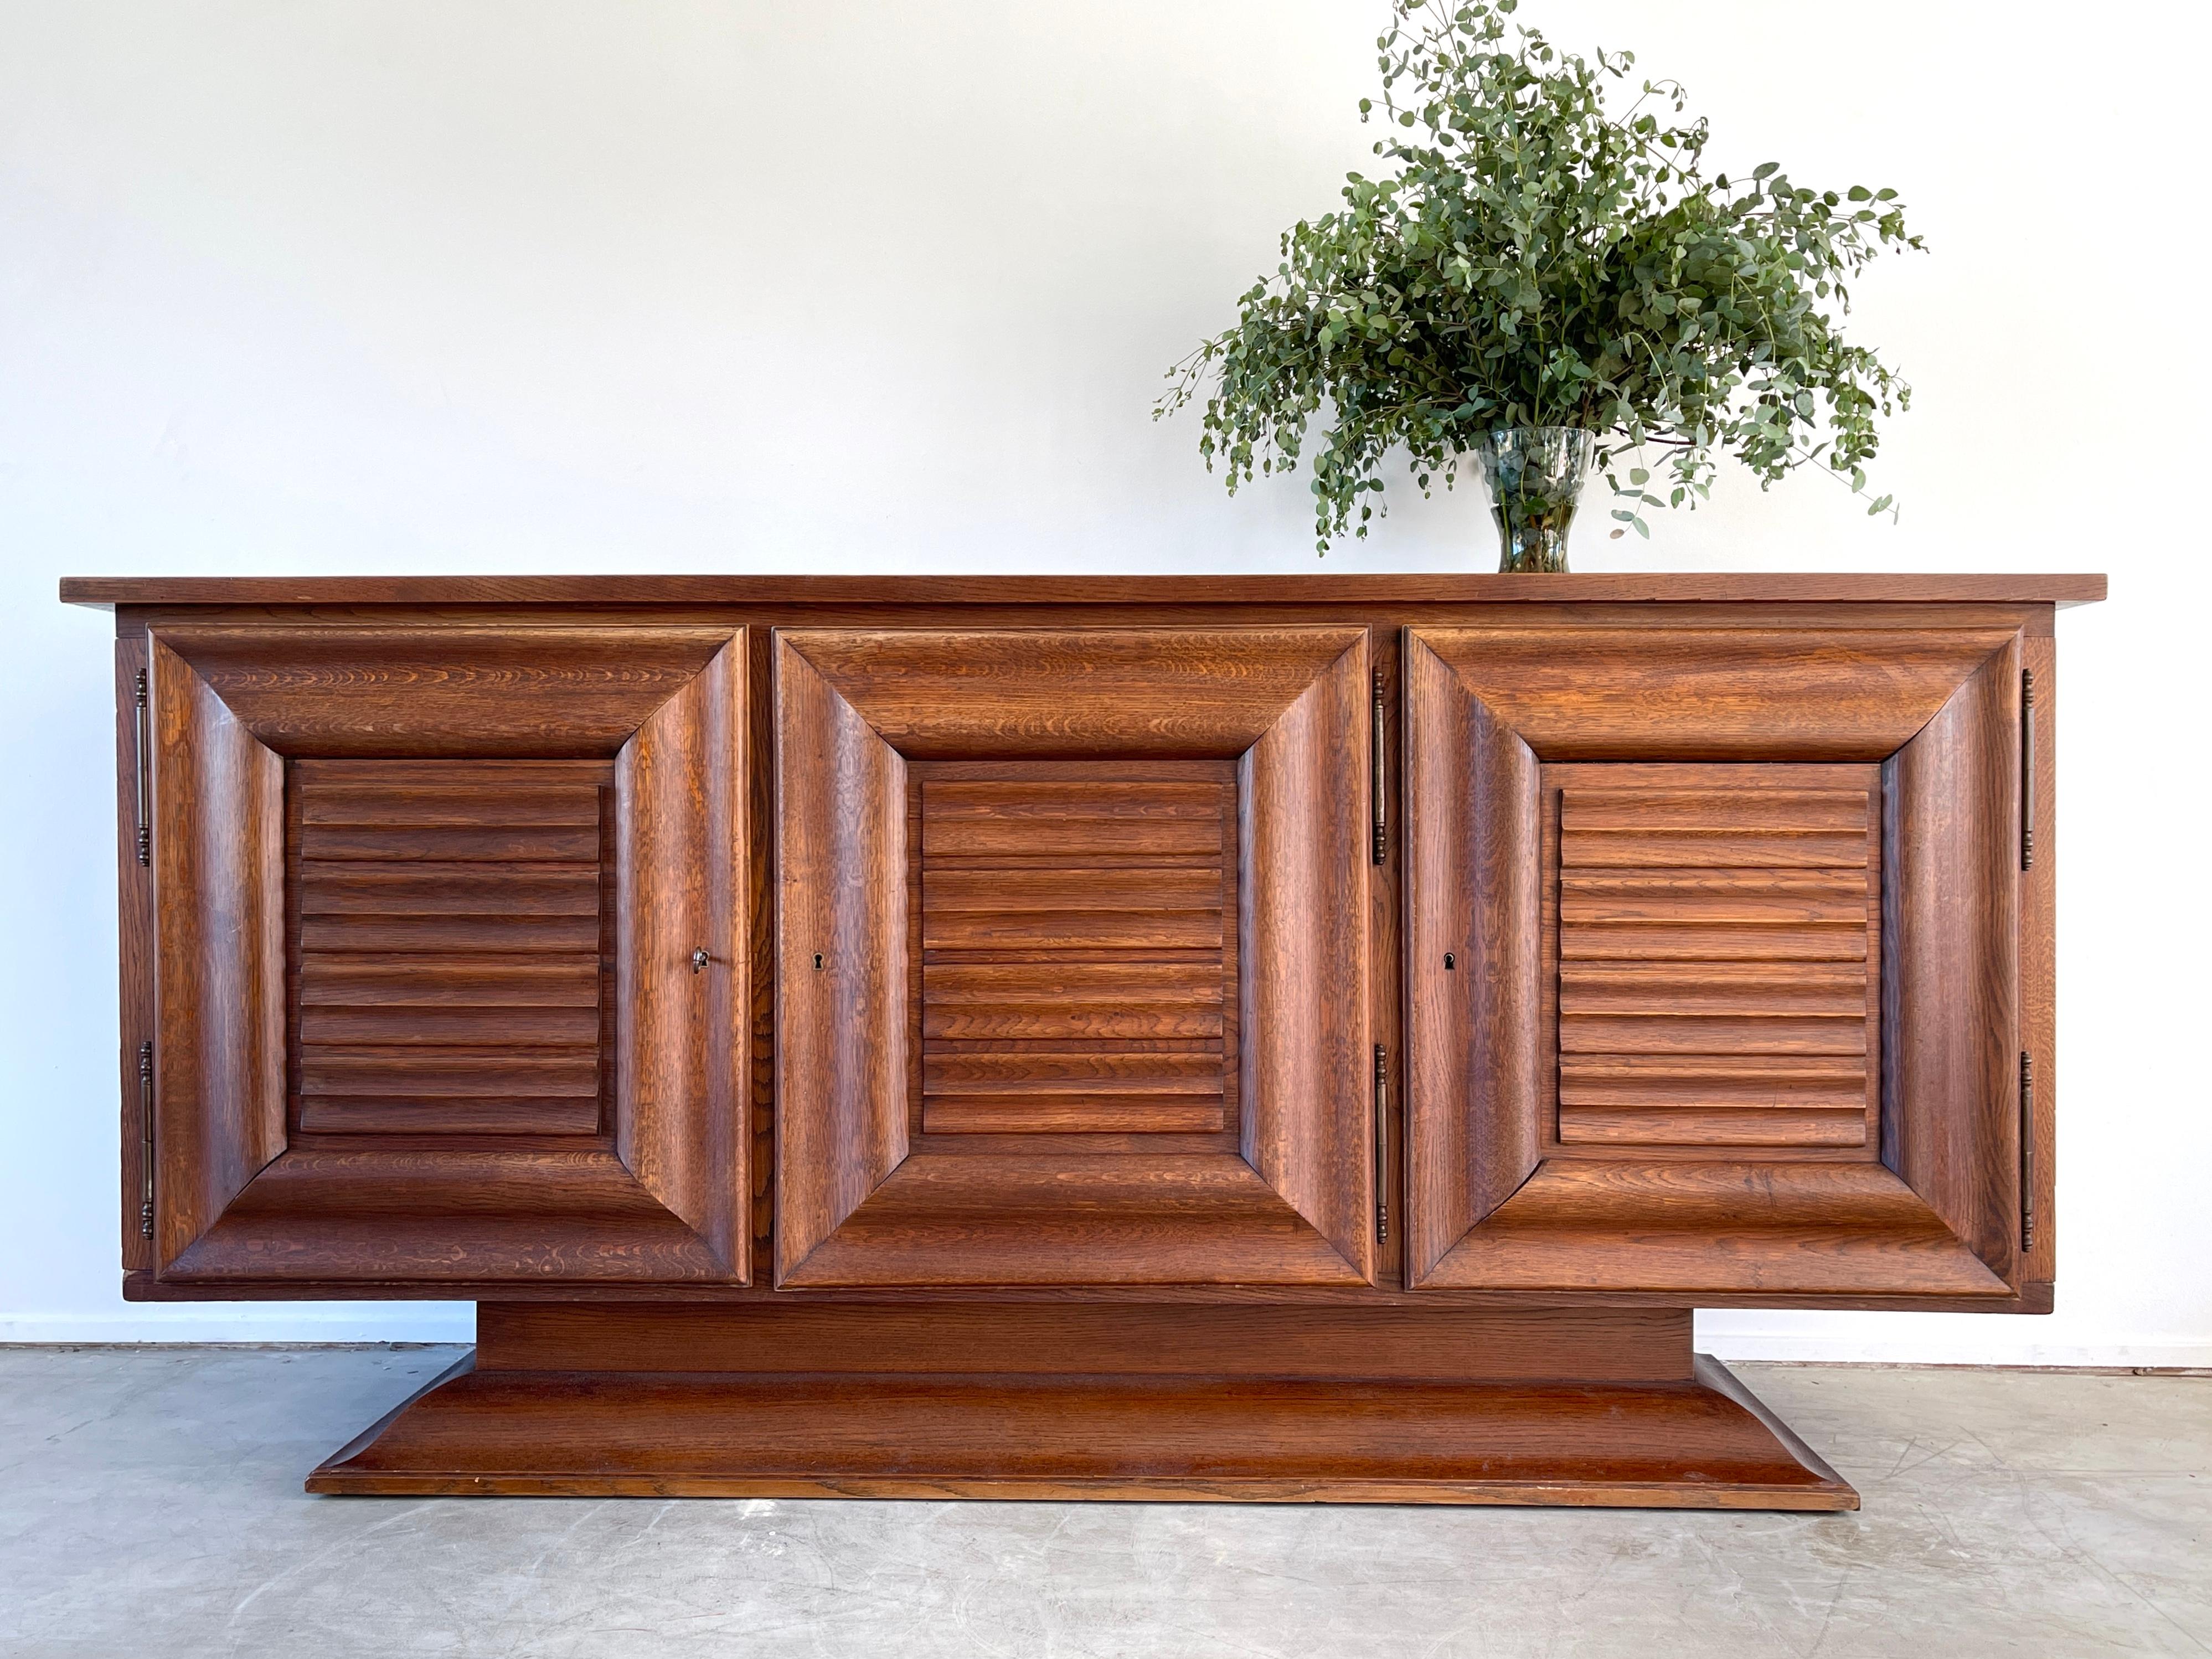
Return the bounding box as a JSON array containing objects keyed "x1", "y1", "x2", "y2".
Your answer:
[
  {"x1": 1404, "y1": 624, "x2": 2026, "y2": 1297},
  {"x1": 774, "y1": 627, "x2": 1373, "y2": 1287},
  {"x1": 141, "y1": 625, "x2": 747, "y2": 1284}
]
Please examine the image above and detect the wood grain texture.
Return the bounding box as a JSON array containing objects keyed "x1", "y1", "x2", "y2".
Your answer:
[
  {"x1": 169, "y1": 1147, "x2": 733, "y2": 1280},
  {"x1": 1240, "y1": 639, "x2": 1375, "y2": 1280},
  {"x1": 2020, "y1": 633, "x2": 2057, "y2": 1282},
  {"x1": 1407, "y1": 626, "x2": 2022, "y2": 760},
  {"x1": 64, "y1": 571, "x2": 2106, "y2": 608},
  {"x1": 919, "y1": 777, "x2": 1227, "y2": 858},
  {"x1": 1550, "y1": 765, "x2": 1881, "y2": 1152},
  {"x1": 290, "y1": 759, "x2": 611, "y2": 1138},
  {"x1": 304, "y1": 1347, "x2": 1853, "y2": 1509},
  {"x1": 298, "y1": 1098, "x2": 603, "y2": 1136},
  {"x1": 118, "y1": 1264, "x2": 2056, "y2": 1316},
  {"x1": 472, "y1": 1301, "x2": 1696, "y2": 1381},
  {"x1": 1404, "y1": 626, "x2": 2024, "y2": 1296},
  {"x1": 922, "y1": 1049, "x2": 1226, "y2": 1135},
  {"x1": 1404, "y1": 631, "x2": 1541, "y2": 1286},
  {"x1": 747, "y1": 626, "x2": 778, "y2": 1262},
  {"x1": 1369, "y1": 643, "x2": 1405, "y2": 1288},
  {"x1": 114, "y1": 637, "x2": 156, "y2": 1270},
  {"x1": 80, "y1": 586, "x2": 2087, "y2": 1465},
  {"x1": 921, "y1": 965, "x2": 1223, "y2": 1040},
  {"x1": 143, "y1": 627, "x2": 750, "y2": 1284},
  {"x1": 147, "y1": 626, "x2": 739, "y2": 756},
  {"x1": 772, "y1": 638, "x2": 910, "y2": 1279},
  {"x1": 613, "y1": 633, "x2": 748, "y2": 1277},
  {"x1": 919, "y1": 771, "x2": 1234, "y2": 1136},
  {"x1": 770, "y1": 1153, "x2": 1369, "y2": 1285},
  {"x1": 1885, "y1": 637, "x2": 2022, "y2": 1282},
  {"x1": 774, "y1": 627, "x2": 1371, "y2": 1287},
  {"x1": 1424, "y1": 1160, "x2": 2008, "y2": 1294},
  {"x1": 148, "y1": 638, "x2": 287, "y2": 1271},
  {"x1": 772, "y1": 627, "x2": 1365, "y2": 758}
]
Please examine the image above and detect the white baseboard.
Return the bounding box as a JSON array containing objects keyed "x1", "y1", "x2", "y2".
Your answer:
[
  {"x1": 3, "y1": 1308, "x2": 2206, "y2": 1368},
  {"x1": 1701, "y1": 1341, "x2": 2212, "y2": 1368},
  {"x1": 1695, "y1": 1316, "x2": 2212, "y2": 1369},
  {"x1": 0, "y1": 1305, "x2": 474, "y2": 1344}
]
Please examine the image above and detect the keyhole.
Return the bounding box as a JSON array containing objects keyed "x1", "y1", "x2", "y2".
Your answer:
[
  {"x1": 1443, "y1": 952, "x2": 1456, "y2": 971},
  {"x1": 813, "y1": 953, "x2": 824, "y2": 971},
  {"x1": 690, "y1": 947, "x2": 710, "y2": 974}
]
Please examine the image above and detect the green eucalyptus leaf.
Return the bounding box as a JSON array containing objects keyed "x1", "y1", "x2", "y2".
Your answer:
[{"x1": 1157, "y1": 0, "x2": 1919, "y2": 551}]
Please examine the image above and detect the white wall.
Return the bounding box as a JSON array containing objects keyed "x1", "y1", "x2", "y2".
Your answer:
[{"x1": 2, "y1": 0, "x2": 2200, "y2": 1362}]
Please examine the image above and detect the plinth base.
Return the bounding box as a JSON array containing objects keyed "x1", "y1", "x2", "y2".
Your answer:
[{"x1": 308, "y1": 1304, "x2": 1854, "y2": 1510}]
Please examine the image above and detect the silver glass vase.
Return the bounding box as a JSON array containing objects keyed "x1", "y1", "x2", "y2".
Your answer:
[{"x1": 1471, "y1": 427, "x2": 1597, "y2": 573}]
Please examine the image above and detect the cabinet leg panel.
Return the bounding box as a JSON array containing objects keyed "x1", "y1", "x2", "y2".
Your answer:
[{"x1": 307, "y1": 1351, "x2": 1854, "y2": 1509}]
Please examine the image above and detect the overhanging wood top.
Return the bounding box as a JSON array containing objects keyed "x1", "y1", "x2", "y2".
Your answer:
[{"x1": 60, "y1": 572, "x2": 2107, "y2": 610}]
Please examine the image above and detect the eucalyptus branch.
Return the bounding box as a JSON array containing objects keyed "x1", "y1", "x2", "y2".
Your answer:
[{"x1": 1157, "y1": 0, "x2": 1920, "y2": 553}]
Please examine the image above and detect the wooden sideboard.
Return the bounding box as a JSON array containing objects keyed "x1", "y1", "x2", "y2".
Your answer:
[{"x1": 64, "y1": 572, "x2": 2105, "y2": 1507}]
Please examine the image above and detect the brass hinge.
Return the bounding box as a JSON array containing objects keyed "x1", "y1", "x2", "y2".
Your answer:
[
  {"x1": 1370, "y1": 668, "x2": 1388, "y2": 865},
  {"x1": 133, "y1": 668, "x2": 151, "y2": 868},
  {"x1": 1373, "y1": 1043, "x2": 1389, "y2": 1241},
  {"x1": 137, "y1": 1040, "x2": 154, "y2": 1240},
  {"x1": 2020, "y1": 669, "x2": 2036, "y2": 871},
  {"x1": 2018, "y1": 1051, "x2": 2035, "y2": 1253}
]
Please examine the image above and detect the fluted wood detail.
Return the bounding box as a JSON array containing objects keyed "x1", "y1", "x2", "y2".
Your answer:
[
  {"x1": 919, "y1": 775, "x2": 1235, "y2": 1136},
  {"x1": 291, "y1": 760, "x2": 611, "y2": 1137},
  {"x1": 1551, "y1": 770, "x2": 1882, "y2": 1152}
]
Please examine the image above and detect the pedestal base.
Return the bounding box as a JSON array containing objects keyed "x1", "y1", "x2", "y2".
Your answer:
[{"x1": 308, "y1": 1304, "x2": 1855, "y2": 1511}]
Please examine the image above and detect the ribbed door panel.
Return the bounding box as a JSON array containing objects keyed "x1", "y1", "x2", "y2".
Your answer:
[
  {"x1": 290, "y1": 759, "x2": 611, "y2": 1136},
  {"x1": 917, "y1": 771, "x2": 1236, "y2": 1135},
  {"x1": 1551, "y1": 771, "x2": 1882, "y2": 1152}
]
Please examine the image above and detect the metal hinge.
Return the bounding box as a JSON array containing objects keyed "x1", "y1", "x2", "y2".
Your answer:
[
  {"x1": 2018, "y1": 1051, "x2": 2035, "y2": 1253},
  {"x1": 133, "y1": 669, "x2": 151, "y2": 868},
  {"x1": 137, "y1": 1040, "x2": 154, "y2": 1239},
  {"x1": 1373, "y1": 1044, "x2": 1389, "y2": 1241},
  {"x1": 2020, "y1": 669, "x2": 2036, "y2": 871},
  {"x1": 1371, "y1": 668, "x2": 1388, "y2": 865}
]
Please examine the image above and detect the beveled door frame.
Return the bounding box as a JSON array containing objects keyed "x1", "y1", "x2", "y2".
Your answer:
[
  {"x1": 1403, "y1": 623, "x2": 2025, "y2": 1296},
  {"x1": 772, "y1": 626, "x2": 1374, "y2": 1288},
  {"x1": 144, "y1": 625, "x2": 749, "y2": 1284}
]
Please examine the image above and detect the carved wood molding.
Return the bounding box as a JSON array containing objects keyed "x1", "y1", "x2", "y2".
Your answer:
[
  {"x1": 1403, "y1": 625, "x2": 2023, "y2": 1296},
  {"x1": 774, "y1": 627, "x2": 1374, "y2": 1287},
  {"x1": 145, "y1": 626, "x2": 749, "y2": 1284}
]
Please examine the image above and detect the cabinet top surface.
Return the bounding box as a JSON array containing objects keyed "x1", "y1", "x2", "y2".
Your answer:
[{"x1": 61, "y1": 571, "x2": 2106, "y2": 609}]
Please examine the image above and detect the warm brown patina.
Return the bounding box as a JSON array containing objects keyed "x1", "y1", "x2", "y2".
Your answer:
[{"x1": 68, "y1": 571, "x2": 2102, "y2": 1507}]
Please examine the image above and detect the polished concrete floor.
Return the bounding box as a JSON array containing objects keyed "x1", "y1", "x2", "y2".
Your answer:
[{"x1": 0, "y1": 1348, "x2": 2205, "y2": 1657}]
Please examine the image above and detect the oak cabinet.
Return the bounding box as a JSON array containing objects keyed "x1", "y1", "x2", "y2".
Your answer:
[{"x1": 69, "y1": 573, "x2": 2100, "y2": 1507}]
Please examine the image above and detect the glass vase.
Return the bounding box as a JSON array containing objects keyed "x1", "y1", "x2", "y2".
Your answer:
[{"x1": 1471, "y1": 427, "x2": 1597, "y2": 573}]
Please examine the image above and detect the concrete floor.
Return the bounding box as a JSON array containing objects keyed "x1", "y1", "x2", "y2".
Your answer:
[{"x1": 0, "y1": 1348, "x2": 2205, "y2": 1658}]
